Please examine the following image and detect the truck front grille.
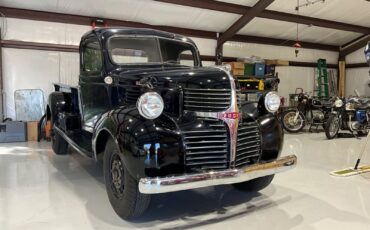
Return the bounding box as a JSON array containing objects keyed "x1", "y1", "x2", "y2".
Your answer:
[
  {"x1": 183, "y1": 118, "x2": 229, "y2": 171},
  {"x1": 183, "y1": 88, "x2": 231, "y2": 112},
  {"x1": 235, "y1": 121, "x2": 261, "y2": 168}
]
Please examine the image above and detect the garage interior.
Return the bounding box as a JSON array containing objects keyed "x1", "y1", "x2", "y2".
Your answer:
[{"x1": 0, "y1": 0, "x2": 370, "y2": 229}]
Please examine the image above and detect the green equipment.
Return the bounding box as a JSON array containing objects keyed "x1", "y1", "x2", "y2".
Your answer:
[{"x1": 315, "y1": 59, "x2": 329, "y2": 99}]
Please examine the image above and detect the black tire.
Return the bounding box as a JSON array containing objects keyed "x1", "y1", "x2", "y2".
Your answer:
[
  {"x1": 325, "y1": 114, "x2": 340, "y2": 139},
  {"x1": 358, "y1": 130, "x2": 369, "y2": 136},
  {"x1": 49, "y1": 92, "x2": 69, "y2": 155},
  {"x1": 103, "y1": 138, "x2": 150, "y2": 220},
  {"x1": 233, "y1": 175, "x2": 274, "y2": 192},
  {"x1": 51, "y1": 129, "x2": 69, "y2": 155},
  {"x1": 281, "y1": 110, "x2": 306, "y2": 133},
  {"x1": 49, "y1": 92, "x2": 66, "y2": 125}
]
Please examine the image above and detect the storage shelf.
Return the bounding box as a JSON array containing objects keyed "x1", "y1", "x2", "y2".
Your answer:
[
  {"x1": 235, "y1": 74, "x2": 275, "y2": 79},
  {"x1": 240, "y1": 90, "x2": 269, "y2": 93}
]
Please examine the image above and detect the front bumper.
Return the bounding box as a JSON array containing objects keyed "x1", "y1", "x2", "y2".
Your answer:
[{"x1": 139, "y1": 155, "x2": 297, "y2": 194}]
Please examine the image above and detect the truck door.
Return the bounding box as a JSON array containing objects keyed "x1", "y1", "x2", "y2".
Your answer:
[{"x1": 79, "y1": 36, "x2": 111, "y2": 132}]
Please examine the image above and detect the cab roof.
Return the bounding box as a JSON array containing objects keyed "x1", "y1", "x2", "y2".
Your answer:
[{"x1": 81, "y1": 27, "x2": 196, "y2": 46}]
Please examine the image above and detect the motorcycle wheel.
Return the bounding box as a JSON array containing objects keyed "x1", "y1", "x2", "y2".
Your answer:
[
  {"x1": 357, "y1": 130, "x2": 369, "y2": 136},
  {"x1": 281, "y1": 110, "x2": 306, "y2": 133},
  {"x1": 325, "y1": 114, "x2": 340, "y2": 139}
]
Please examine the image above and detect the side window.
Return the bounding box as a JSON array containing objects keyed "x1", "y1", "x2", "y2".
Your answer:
[
  {"x1": 82, "y1": 39, "x2": 102, "y2": 72},
  {"x1": 179, "y1": 50, "x2": 195, "y2": 67}
]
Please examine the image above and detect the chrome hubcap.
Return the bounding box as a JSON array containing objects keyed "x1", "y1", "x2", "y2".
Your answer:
[{"x1": 110, "y1": 153, "x2": 124, "y2": 198}]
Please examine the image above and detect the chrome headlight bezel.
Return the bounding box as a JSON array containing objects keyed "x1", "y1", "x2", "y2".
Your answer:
[
  {"x1": 345, "y1": 102, "x2": 355, "y2": 111},
  {"x1": 264, "y1": 91, "x2": 281, "y2": 113},
  {"x1": 136, "y1": 92, "x2": 164, "y2": 120},
  {"x1": 334, "y1": 99, "x2": 343, "y2": 108}
]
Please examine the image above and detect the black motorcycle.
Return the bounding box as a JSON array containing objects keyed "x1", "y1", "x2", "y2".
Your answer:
[
  {"x1": 325, "y1": 95, "x2": 370, "y2": 139},
  {"x1": 281, "y1": 92, "x2": 332, "y2": 133}
]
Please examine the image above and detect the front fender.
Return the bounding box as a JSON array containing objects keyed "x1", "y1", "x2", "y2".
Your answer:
[
  {"x1": 258, "y1": 114, "x2": 284, "y2": 161},
  {"x1": 240, "y1": 102, "x2": 284, "y2": 162},
  {"x1": 93, "y1": 107, "x2": 184, "y2": 180}
]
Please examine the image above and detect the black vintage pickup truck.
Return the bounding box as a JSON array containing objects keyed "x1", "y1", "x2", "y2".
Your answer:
[{"x1": 47, "y1": 27, "x2": 297, "y2": 219}]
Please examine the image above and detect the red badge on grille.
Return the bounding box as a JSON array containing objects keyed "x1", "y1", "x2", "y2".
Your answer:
[{"x1": 221, "y1": 112, "x2": 240, "y2": 119}]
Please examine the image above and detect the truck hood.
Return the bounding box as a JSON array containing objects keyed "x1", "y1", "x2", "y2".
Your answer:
[{"x1": 109, "y1": 66, "x2": 231, "y2": 89}]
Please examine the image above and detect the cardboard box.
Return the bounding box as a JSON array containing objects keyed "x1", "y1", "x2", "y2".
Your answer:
[
  {"x1": 230, "y1": 62, "x2": 245, "y2": 69},
  {"x1": 27, "y1": 121, "x2": 38, "y2": 141},
  {"x1": 275, "y1": 59, "x2": 289, "y2": 66},
  {"x1": 265, "y1": 59, "x2": 277, "y2": 65},
  {"x1": 265, "y1": 59, "x2": 289, "y2": 66},
  {"x1": 232, "y1": 69, "x2": 245, "y2": 76}
]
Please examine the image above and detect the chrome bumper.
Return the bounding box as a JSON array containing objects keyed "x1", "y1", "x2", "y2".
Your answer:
[{"x1": 139, "y1": 155, "x2": 297, "y2": 194}]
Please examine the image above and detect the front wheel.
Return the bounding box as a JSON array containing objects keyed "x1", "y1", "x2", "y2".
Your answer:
[
  {"x1": 233, "y1": 175, "x2": 274, "y2": 192},
  {"x1": 281, "y1": 110, "x2": 306, "y2": 133},
  {"x1": 325, "y1": 114, "x2": 340, "y2": 139},
  {"x1": 103, "y1": 138, "x2": 150, "y2": 220}
]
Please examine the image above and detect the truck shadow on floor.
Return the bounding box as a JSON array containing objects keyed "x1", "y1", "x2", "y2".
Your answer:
[
  {"x1": 48, "y1": 148, "x2": 303, "y2": 229},
  {"x1": 47, "y1": 145, "x2": 370, "y2": 230}
]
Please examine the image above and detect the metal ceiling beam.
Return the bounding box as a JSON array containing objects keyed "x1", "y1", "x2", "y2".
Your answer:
[
  {"x1": 217, "y1": 0, "x2": 275, "y2": 47},
  {"x1": 231, "y1": 34, "x2": 338, "y2": 51},
  {"x1": 339, "y1": 34, "x2": 370, "y2": 59},
  {"x1": 156, "y1": 0, "x2": 370, "y2": 34},
  {"x1": 0, "y1": 7, "x2": 337, "y2": 51},
  {"x1": 340, "y1": 34, "x2": 369, "y2": 48},
  {"x1": 346, "y1": 63, "x2": 368, "y2": 68}
]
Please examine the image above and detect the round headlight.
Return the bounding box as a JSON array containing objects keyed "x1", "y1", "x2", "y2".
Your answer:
[
  {"x1": 137, "y1": 92, "x2": 164, "y2": 119},
  {"x1": 334, "y1": 99, "x2": 343, "y2": 108},
  {"x1": 264, "y1": 91, "x2": 281, "y2": 113}
]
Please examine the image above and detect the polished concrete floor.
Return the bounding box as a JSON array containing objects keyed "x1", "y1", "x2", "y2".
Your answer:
[{"x1": 1, "y1": 133, "x2": 370, "y2": 230}]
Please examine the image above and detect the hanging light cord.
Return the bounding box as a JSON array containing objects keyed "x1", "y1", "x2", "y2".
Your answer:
[{"x1": 296, "y1": 0, "x2": 299, "y2": 43}]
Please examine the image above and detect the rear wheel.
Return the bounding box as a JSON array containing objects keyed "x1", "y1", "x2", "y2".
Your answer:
[
  {"x1": 233, "y1": 175, "x2": 274, "y2": 192},
  {"x1": 325, "y1": 114, "x2": 340, "y2": 139},
  {"x1": 103, "y1": 139, "x2": 150, "y2": 220},
  {"x1": 281, "y1": 110, "x2": 306, "y2": 133},
  {"x1": 49, "y1": 93, "x2": 69, "y2": 155}
]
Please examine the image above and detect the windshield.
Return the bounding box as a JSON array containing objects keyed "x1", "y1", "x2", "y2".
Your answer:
[{"x1": 107, "y1": 36, "x2": 199, "y2": 66}]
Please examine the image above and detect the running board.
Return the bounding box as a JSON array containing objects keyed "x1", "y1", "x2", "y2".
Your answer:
[{"x1": 54, "y1": 126, "x2": 93, "y2": 159}]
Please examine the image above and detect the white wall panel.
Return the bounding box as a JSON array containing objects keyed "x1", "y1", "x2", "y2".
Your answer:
[
  {"x1": 59, "y1": 52, "x2": 80, "y2": 86},
  {"x1": 346, "y1": 68, "x2": 370, "y2": 97},
  {"x1": 223, "y1": 41, "x2": 338, "y2": 63},
  {"x1": 4, "y1": 18, "x2": 90, "y2": 45},
  {"x1": 2, "y1": 48, "x2": 59, "y2": 119},
  {"x1": 2, "y1": 48, "x2": 80, "y2": 119},
  {"x1": 346, "y1": 47, "x2": 367, "y2": 64},
  {"x1": 345, "y1": 46, "x2": 369, "y2": 97},
  {"x1": 275, "y1": 66, "x2": 315, "y2": 102},
  {"x1": 189, "y1": 37, "x2": 216, "y2": 56}
]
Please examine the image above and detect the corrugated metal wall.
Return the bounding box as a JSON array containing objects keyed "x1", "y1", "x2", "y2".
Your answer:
[
  {"x1": 2, "y1": 18, "x2": 339, "y2": 119},
  {"x1": 345, "y1": 48, "x2": 369, "y2": 97}
]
